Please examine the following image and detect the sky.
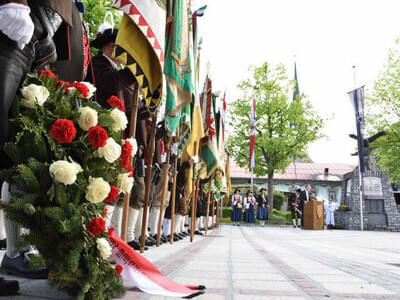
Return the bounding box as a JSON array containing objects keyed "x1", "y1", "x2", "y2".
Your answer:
[{"x1": 192, "y1": 0, "x2": 400, "y2": 165}]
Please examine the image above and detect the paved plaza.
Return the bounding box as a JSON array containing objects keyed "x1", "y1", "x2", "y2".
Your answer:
[{"x1": 1, "y1": 225, "x2": 400, "y2": 299}]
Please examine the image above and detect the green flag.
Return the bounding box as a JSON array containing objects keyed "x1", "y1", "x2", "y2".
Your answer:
[{"x1": 164, "y1": 0, "x2": 194, "y2": 135}]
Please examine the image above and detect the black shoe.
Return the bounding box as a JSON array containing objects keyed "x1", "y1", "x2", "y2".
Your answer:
[
  {"x1": 160, "y1": 235, "x2": 169, "y2": 243},
  {"x1": 127, "y1": 240, "x2": 148, "y2": 251},
  {"x1": 167, "y1": 235, "x2": 180, "y2": 242},
  {"x1": 0, "y1": 277, "x2": 19, "y2": 296},
  {"x1": 0, "y1": 254, "x2": 48, "y2": 279},
  {"x1": 0, "y1": 239, "x2": 6, "y2": 250},
  {"x1": 194, "y1": 230, "x2": 204, "y2": 236},
  {"x1": 147, "y1": 235, "x2": 156, "y2": 243},
  {"x1": 199, "y1": 227, "x2": 205, "y2": 231},
  {"x1": 142, "y1": 237, "x2": 156, "y2": 247}
]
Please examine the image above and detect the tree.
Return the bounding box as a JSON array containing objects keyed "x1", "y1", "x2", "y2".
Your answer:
[
  {"x1": 366, "y1": 39, "x2": 400, "y2": 182},
  {"x1": 226, "y1": 62, "x2": 323, "y2": 209},
  {"x1": 83, "y1": 0, "x2": 122, "y2": 39}
]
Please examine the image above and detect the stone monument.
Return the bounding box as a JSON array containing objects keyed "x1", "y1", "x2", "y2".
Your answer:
[{"x1": 337, "y1": 134, "x2": 400, "y2": 231}]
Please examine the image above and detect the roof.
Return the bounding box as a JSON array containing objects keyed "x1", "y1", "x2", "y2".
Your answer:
[{"x1": 230, "y1": 161, "x2": 356, "y2": 182}]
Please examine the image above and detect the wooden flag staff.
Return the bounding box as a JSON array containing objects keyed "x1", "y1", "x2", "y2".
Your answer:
[
  {"x1": 204, "y1": 183, "x2": 211, "y2": 235},
  {"x1": 156, "y1": 140, "x2": 171, "y2": 247},
  {"x1": 121, "y1": 84, "x2": 139, "y2": 241},
  {"x1": 169, "y1": 155, "x2": 178, "y2": 244},
  {"x1": 140, "y1": 116, "x2": 157, "y2": 253}
]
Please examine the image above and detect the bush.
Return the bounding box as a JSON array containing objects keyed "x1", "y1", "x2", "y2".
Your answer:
[
  {"x1": 222, "y1": 207, "x2": 232, "y2": 218},
  {"x1": 338, "y1": 204, "x2": 350, "y2": 211},
  {"x1": 272, "y1": 208, "x2": 291, "y2": 223},
  {"x1": 273, "y1": 190, "x2": 285, "y2": 210}
]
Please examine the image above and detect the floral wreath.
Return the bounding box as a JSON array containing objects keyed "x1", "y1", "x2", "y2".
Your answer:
[{"x1": 0, "y1": 70, "x2": 137, "y2": 299}]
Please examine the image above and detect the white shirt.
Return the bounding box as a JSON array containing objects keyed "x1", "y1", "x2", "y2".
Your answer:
[{"x1": 103, "y1": 53, "x2": 119, "y2": 70}]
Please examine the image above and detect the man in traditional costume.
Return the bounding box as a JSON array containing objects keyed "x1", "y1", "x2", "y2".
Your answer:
[
  {"x1": 0, "y1": 0, "x2": 88, "y2": 292},
  {"x1": 148, "y1": 122, "x2": 170, "y2": 243},
  {"x1": 86, "y1": 26, "x2": 136, "y2": 108},
  {"x1": 299, "y1": 184, "x2": 312, "y2": 228}
]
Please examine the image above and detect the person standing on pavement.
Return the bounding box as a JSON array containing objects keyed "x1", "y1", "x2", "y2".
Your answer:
[
  {"x1": 256, "y1": 188, "x2": 268, "y2": 226},
  {"x1": 243, "y1": 190, "x2": 256, "y2": 223},
  {"x1": 299, "y1": 184, "x2": 312, "y2": 228},
  {"x1": 231, "y1": 189, "x2": 242, "y2": 225},
  {"x1": 324, "y1": 198, "x2": 338, "y2": 229}
]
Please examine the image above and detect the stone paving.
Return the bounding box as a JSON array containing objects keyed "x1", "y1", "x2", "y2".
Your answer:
[{"x1": 1, "y1": 225, "x2": 400, "y2": 299}]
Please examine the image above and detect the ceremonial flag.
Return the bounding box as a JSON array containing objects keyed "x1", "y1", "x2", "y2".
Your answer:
[
  {"x1": 164, "y1": 0, "x2": 195, "y2": 134},
  {"x1": 249, "y1": 98, "x2": 256, "y2": 169},
  {"x1": 109, "y1": 231, "x2": 205, "y2": 297},
  {"x1": 112, "y1": 0, "x2": 165, "y2": 111},
  {"x1": 348, "y1": 86, "x2": 366, "y2": 173},
  {"x1": 200, "y1": 77, "x2": 219, "y2": 177}
]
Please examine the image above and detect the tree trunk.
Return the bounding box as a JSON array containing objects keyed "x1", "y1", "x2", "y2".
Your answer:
[{"x1": 267, "y1": 173, "x2": 274, "y2": 211}]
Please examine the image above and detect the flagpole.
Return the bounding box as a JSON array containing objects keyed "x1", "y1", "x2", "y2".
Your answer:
[
  {"x1": 140, "y1": 116, "x2": 157, "y2": 253},
  {"x1": 353, "y1": 65, "x2": 364, "y2": 231},
  {"x1": 121, "y1": 83, "x2": 139, "y2": 241}
]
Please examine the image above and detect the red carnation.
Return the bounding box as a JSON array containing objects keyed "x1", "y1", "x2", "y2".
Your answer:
[
  {"x1": 106, "y1": 95, "x2": 125, "y2": 111},
  {"x1": 128, "y1": 166, "x2": 134, "y2": 177},
  {"x1": 88, "y1": 125, "x2": 108, "y2": 148},
  {"x1": 120, "y1": 141, "x2": 133, "y2": 170},
  {"x1": 115, "y1": 264, "x2": 123, "y2": 277},
  {"x1": 56, "y1": 80, "x2": 71, "y2": 92},
  {"x1": 87, "y1": 217, "x2": 105, "y2": 237},
  {"x1": 72, "y1": 81, "x2": 89, "y2": 98},
  {"x1": 107, "y1": 227, "x2": 115, "y2": 239},
  {"x1": 50, "y1": 119, "x2": 77, "y2": 143},
  {"x1": 103, "y1": 208, "x2": 108, "y2": 218},
  {"x1": 105, "y1": 185, "x2": 119, "y2": 204},
  {"x1": 39, "y1": 69, "x2": 56, "y2": 79}
]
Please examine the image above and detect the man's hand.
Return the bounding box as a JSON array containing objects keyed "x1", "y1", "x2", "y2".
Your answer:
[{"x1": 0, "y1": 3, "x2": 34, "y2": 49}]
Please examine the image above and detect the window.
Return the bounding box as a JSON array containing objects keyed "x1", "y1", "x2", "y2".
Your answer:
[{"x1": 329, "y1": 191, "x2": 336, "y2": 201}]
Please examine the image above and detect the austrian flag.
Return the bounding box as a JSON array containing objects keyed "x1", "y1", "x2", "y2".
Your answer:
[{"x1": 249, "y1": 98, "x2": 256, "y2": 169}]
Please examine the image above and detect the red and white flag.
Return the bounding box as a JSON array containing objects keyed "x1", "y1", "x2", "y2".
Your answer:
[
  {"x1": 249, "y1": 98, "x2": 256, "y2": 169},
  {"x1": 109, "y1": 231, "x2": 205, "y2": 298}
]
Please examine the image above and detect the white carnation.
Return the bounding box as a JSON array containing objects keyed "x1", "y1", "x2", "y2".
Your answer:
[
  {"x1": 78, "y1": 106, "x2": 98, "y2": 131},
  {"x1": 49, "y1": 160, "x2": 82, "y2": 185},
  {"x1": 110, "y1": 108, "x2": 128, "y2": 132},
  {"x1": 21, "y1": 84, "x2": 49, "y2": 108},
  {"x1": 117, "y1": 173, "x2": 134, "y2": 194},
  {"x1": 86, "y1": 177, "x2": 111, "y2": 203},
  {"x1": 98, "y1": 137, "x2": 121, "y2": 163},
  {"x1": 96, "y1": 238, "x2": 111, "y2": 259},
  {"x1": 125, "y1": 138, "x2": 138, "y2": 157},
  {"x1": 80, "y1": 81, "x2": 96, "y2": 99}
]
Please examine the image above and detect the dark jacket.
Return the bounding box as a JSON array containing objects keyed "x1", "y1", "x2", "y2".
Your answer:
[
  {"x1": 257, "y1": 194, "x2": 268, "y2": 206},
  {"x1": 86, "y1": 54, "x2": 135, "y2": 107},
  {"x1": 299, "y1": 190, "x2": 310, "y2": 210}
]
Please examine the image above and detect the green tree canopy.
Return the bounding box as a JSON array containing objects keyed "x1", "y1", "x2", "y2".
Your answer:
[
  {"x1": 366, "y1": 39, "x2": 400, "y2": 182},
  {"x1": 226, "y1": 62, "x2": 323, "y2": 208},
  {"x1": 83, "y1": 0, "x2": 122, "y2": 39}
]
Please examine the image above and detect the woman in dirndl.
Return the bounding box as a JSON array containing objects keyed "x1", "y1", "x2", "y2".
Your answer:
[
  {"x1": 230, "y1": 189, "x2": 243, "y2": 225},
  {"x1": 243, "y1": 190, "x2": 256, "y2": 223},
  {"x1": 257, "y1": 188, "x2": 268, "y2": 226}
]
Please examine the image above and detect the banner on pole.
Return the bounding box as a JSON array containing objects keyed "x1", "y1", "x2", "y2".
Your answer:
[{"x1": 348, "y1": 86, "x2": 366, "y2": 174}]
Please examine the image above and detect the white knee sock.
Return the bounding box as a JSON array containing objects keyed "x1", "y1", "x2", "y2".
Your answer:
[
  {"x1": 2, "y1": 182, "x2": 20, "y2": 258},
  {"x1": 162, "y1": 218, "x2": 171, "y2": 236},
  {"x1": 149, "y1": 208, "x2": 160, "y2": 236},
  {"x1": 180, "y1": 215, "x2": 185, "y2": 232},
  {"x1": 127, "y1": 207, "x2": 140, "y2": 242},
  {"x1": 111, "y1": 205, "x2": 123, "y2": 236},
  {"x1": 0, "y1": 209, "x2": 5, "y2": 240},
  {"x1": 200, "y1": 216, "x2": 204, "y2": 229},
  {"x1": 174, "y1": 214, "x2": 181, "y2": 233}
]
